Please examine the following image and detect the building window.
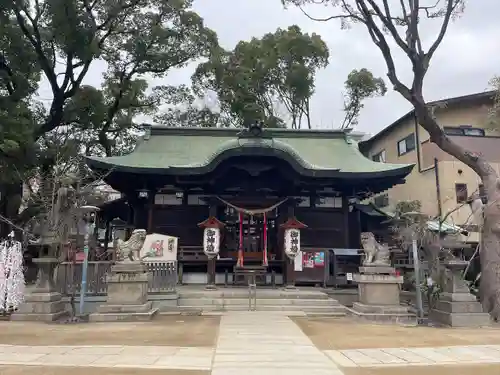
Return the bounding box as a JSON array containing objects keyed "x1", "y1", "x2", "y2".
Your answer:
[
  {"x1": 478, "y1": 184, "x2": 488, "y2": 204},
  {"x1": 187, "y1": 194, "x2": 208, "y2": 205},
  {"x1": 455, "y1": 183, "x2": 468, "y2": 203},
  {"x1": 155, "y1": 194, "x2": 182, "y2": 205},
  {"x1": 397, "y1": 133, "x2": 416, "y2": 156},
  {"x1": 372, "y1": 150, "x2": 386, "y2": 163},
  {"x1": 444, "y1": 126, "x2": 485, "y2": 137},
  {"x1": 373, "y1": 193, "x2": 389, "y2": 208},
  {"x1": 314, "y1": 197, "x2": 342, "y2": 208},
  {"x1": 293, "y1": 196, "x2": 311, "y2": 207}
]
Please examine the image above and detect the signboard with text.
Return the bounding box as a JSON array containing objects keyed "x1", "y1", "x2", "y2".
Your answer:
[{"x1": 139, "y1": 233, "x2": 178, "y2": 262}]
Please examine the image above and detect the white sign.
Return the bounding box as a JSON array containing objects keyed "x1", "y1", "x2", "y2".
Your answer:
[
  {"x1": 284, "y1": 228, "x2": 301, "y2": 259},
  {"x1": 346, "y1": 273, "x2": 353, "y2": 281},
  {"x1": 294, "y1": 250, "x2": 303, "y2": 271},
  {"x1": 203, "y1": 227, "x2": 221, "y2": 259},
  {"x1": 140, "y1": 233, "x2": 178, "y2": 262}
]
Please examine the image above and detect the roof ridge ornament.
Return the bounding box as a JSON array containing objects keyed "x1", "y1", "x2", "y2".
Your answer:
[
  {"x1": 143, "y1": 124, "x2": 152, "y2": 140},
  {"x1": 238, "y1": 120, "x2": 270, "y2": 139}
]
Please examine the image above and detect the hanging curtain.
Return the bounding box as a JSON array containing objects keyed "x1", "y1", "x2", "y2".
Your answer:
[{"x1": 237, "y1": 212, "x2": 244, "y2": 267}]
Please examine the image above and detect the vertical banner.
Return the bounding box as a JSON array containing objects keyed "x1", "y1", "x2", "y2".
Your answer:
[
  {"x1": 284, "y1": 228, "x2": 301, "y2": 259},
  {"x1": 294, "y1": 249, "x2": 303, "y2": 271}
]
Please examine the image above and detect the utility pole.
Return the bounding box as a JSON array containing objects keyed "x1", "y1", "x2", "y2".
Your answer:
[{"x1": 411, "y1": 238, "x2": 424, "y2": 321}]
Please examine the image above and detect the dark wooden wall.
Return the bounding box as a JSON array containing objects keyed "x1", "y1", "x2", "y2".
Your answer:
[
  {"x1": 152, "y1": 205, "x2": 209, "y2": 246},
  {"x1": 348, "y1": 209, "x2": 362, "y2": 248},
  {"x1": 295, "y1": 208, "x2": 345, "y2": 248},
  {"x1": 146, "y1": 203, "x2": 352, "y2": 250}
]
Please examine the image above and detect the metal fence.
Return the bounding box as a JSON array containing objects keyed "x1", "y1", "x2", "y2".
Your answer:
[{"x1": 55, "y1": 261, "x2": 177, "y2": 296}]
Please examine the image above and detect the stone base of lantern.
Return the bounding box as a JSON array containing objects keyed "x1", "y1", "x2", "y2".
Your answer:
[{"x1": 430, "y1": 260, "x2": 491, "y2": 327}]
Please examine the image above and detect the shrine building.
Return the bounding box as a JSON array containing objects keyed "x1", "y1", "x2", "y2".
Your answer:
[{"x1": 86, "y1": 123, "x2": 413, "y2": 287}]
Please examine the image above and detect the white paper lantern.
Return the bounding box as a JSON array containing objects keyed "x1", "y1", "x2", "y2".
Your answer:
[
  {"x1": 284, "y1": 228, "x2": 301, "y2": 259},
  {"x1": 203, "y1": 227, "x2": 221, "y2": 259}
]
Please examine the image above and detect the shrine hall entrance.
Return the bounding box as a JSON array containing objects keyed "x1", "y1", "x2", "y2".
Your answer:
[{"x1": 220, "y1": 205, "x2": 279, "y2": 265}]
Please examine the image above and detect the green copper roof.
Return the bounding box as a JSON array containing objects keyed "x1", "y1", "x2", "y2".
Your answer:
[{"x1": 86, "y1": 126, "x2": 413, "y2": 179}]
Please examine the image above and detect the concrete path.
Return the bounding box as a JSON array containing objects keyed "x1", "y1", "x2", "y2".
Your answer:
[
  {"x1": 212, "y1": 312, "x2": 344, "y2": 375},
  {"x1": 324, "y1": 345, "x2": 500, "y2": 368}
]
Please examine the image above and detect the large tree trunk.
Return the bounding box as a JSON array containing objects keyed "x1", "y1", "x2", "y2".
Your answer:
[
  {"x1": 413, "y1": 98, "x2": 500, "y2": 321},
  {"x1": 480, "y1": 185, "x2": 500, "y2": 321},
  {"x1": 0, "y1": 181, "x2": 23, "y2": 237}
]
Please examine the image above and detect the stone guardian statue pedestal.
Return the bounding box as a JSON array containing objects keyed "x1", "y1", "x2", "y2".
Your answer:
[
  {"x1": 90, "y1": 229, "x2": 158, "y2": 322},
  {"x1": 352, "y1": 232, "x2": 413, "y2": 323}
]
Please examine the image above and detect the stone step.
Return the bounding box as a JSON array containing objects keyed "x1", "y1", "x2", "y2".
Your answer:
[
  {"x1": 177, "y1": 298, "x2": 340, "y2": 307},
  {"x1": 178, "y1": 290, "x2": 330, "y2": 300},
  {"x1": 175, "y1": 304, "x2": 346, "y2": 313}
]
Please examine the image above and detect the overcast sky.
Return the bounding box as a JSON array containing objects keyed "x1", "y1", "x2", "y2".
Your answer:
[{"x1": 37, "y1": 0, "x2": 500, "y2": 136}]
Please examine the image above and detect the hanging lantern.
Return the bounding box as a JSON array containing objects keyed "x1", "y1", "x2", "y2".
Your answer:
[
  {"x1": 284, "y1": 228, "x2": 300, "y2": 259},
  {"x1": 203, "y1": 227, "x2": 221, "y2": 259},
  {"x1": 198, "y1": 217, "x2": 225, "y2": 260},
  {"x1": 280, "y1": 217, "x2": 307, "y2": 260}
]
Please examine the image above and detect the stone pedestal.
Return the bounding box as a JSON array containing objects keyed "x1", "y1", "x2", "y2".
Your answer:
[
  {"x1": 352, "y1": 265, "x2": 413, "y2": 323},
  {"x1": 12, "y1": 258, "x2": 67, "y2": 322},
  {"x1": 90, "y1": 262, "x2": 158, "y2": 322},
  {"x1": 430, "y1": 260, "x2": 490, "y2": 327}
]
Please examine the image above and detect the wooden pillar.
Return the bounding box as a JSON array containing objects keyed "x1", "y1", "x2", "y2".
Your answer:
[
  {"x1": 147, "y1": 192, "x2": 155, "y2": 234},
  {"x1": 286, "y1": 258, "x2": 295, "y2": 289},
  {"x1": 286, "y1": 201, "x2": 295, "y2": 287},
  {"x1": 103, "y1": 220, "x2": 110, "y2": 254},
  {"x1": 126, "y1": 201, "x2": 134, "y2": 238},
  {"x1": 208, "y1": 257, "x2": 216, "y2": 287},
  {"x1": 342, "y1": 195, "x2": 350, "y2": 248}
]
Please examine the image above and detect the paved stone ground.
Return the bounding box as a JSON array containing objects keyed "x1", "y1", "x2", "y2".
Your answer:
[
  {"x1": 324, "y1": 345, "x2": 500, "y2": 367},
  {"x1": 0, "y1": 345, "x2": 214, "y2": 370},
  {"x1": 212, "y1": 312, "x2": 344, "y2": 375},
  {"x1": 342, "y1": 364, "x2": 500, "y2": 375},
  {"x1": 0, "y1": 366, "x2": 209, "y2": 375},
  {"x1": 2, "y1": 312, "x2": 500, "y2": 374}
]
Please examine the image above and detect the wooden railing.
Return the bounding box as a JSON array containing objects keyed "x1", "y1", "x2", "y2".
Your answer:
[{"x1": 55, "y1": 261, "x2": 177, "y2": 296}]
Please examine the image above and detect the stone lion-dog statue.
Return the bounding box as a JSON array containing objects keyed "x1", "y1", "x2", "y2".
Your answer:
[
  {"x1": 360, "y1": 232, "x2": 391, "y2": 266},
  {"x1": 114, "y1": 229, "x2": 147, "y2": 263}
]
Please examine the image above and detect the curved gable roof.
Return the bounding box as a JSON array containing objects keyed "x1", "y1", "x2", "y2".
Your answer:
[{"x1": 86, "y1": 126, "x2": 413, "y2": 179}]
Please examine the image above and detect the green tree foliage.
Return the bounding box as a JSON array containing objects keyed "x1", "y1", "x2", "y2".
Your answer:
[
  {"x1": 0, "y1": 0, "x2": 218, "y2": 232},
  {"x1": 153, "y1": 85, "x2": 220, "y2": 128},
  {"x1": 190, "y1": 25, "x2": 385, "y2": 129},
  {"x1": 192, "y1": 25, "x2": 330, "y2": 128},
  {"x1": 1, "y1": 0, "x2": 217, "y2": 153},
  {"x1": 342, "y1": 68, "x2": 386, "y2": 129}
]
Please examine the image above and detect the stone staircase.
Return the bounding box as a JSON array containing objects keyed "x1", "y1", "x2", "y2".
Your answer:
[{"x1": 161, "y1": 288, "x2": 347, "y2": 316}]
